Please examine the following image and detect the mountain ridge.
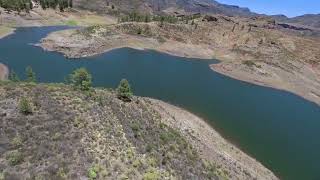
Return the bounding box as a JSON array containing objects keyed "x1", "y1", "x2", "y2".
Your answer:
[{"x1": 73, "y1": 0, "x2": 320, "y2": 28}]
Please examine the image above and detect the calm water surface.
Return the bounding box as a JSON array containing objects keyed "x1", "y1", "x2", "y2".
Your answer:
[{"x1": 1, "y1": 27, "x2": 320, "y2": 180}]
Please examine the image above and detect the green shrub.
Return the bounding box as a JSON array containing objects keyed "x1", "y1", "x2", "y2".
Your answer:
[
  {"x1": 11, "y1": 136, "x2": 23, "y2": 147},
  {"x1": 69, "y1": 68, "x2": 92, "y2": 91},
  {"x1": 6, "y1": 150, "x2": 23, "y2": 166},
  {"x1": 117, "y1": 79, "x2": 133, "y2": 102},
  {"x1": 87, "y1": 165, "x2": 100, "y2": 179},
  {"x1": 19, "y1": 97, "x2": 33, "y2": 115}
]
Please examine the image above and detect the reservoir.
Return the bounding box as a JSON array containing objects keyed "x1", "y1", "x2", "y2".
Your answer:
[{"x1": 1, "y1": 26, "x2": 320, "y2": 179}]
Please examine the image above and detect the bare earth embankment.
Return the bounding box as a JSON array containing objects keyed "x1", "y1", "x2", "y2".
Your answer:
[
  {"x1": 0, "y1": 63, "x2": 9, "y2": 80},
  {"x1": 40, "y1": 15, "x2": 320, "y2": 105},
  {"x1": 148, "y1": 98, "x2": 277, "y2": 180}
]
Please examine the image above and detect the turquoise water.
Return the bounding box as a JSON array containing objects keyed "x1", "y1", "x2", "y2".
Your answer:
[{"x1": 1, "y1": 27, "x2": 320, "y2": 179}]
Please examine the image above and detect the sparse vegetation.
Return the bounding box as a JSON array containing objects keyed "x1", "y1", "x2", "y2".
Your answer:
[
  {"x1": 0, "y1": 68, "x2": 274, "y2": 179},
  {"x1": 118, "y1": 12, "x2": 178, "y2": 24},
  {"x1": 0, "y1": 80, "x2": 225, "y2": 179}
]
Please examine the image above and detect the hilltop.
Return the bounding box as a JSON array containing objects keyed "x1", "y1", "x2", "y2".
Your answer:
[{"x1": 0, "y1": 81, "x2": 277, "y2": 179}]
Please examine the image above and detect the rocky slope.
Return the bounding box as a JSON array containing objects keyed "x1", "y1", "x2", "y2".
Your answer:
[
  {"x1": 0, "y1": 81, "x2": 277, "y2": 179},
  {"x1": 40, "y1": 15, "x2": 320, "y2": 105}
]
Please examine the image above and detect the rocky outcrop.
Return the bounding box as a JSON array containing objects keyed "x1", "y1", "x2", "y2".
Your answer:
[{"x1": 202, "y1": 15, "x2": 218, "y2": 22}]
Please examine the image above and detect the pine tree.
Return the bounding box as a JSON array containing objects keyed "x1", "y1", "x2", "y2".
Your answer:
[
  {"x1": 8, "y1": 70, "x2": 20, "y2": 82},
  {"x1": 25, "y1": 66, "x2": 36, "y2": 82},
  {"x1": 117, "y1": 79, "x2": 133, "y2": 102}
]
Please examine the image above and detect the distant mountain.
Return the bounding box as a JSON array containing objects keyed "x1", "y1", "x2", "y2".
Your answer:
[
  {"x1": 272, "y1": 14, "x2": 320, "y2": 29},
  {"x1": 74, "y1": 0, "x2": 257, "y2": 16}
]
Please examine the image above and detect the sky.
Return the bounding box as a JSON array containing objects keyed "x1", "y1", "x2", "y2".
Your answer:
[{"x1": 216, "y1": 0, "x2": 320, "y2": 17}]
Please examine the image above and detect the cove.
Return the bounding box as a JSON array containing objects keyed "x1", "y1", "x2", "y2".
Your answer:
[{"x1": 1, "y1": 26, "x2": 320, "y2": 180}]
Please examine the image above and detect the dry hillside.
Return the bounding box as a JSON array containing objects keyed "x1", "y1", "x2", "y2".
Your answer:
[{"x1": 0, "y1": 82, "x2": 277, "y2": 179}]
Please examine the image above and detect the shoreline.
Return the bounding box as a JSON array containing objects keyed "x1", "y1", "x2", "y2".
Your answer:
[
  {"x1": 211, "y1": 63, "x2": 320, "y2": 106},
  {"x1": 39, "y1": 28, "x2": 320, "y2": 106},
  {"x1": 147, "y1": 98, "x2": 278, "y2": 179},
  {"x1": 39, "y1": 28, "x2": 216, "y2": 60},
  {"x1": 0, "y1": 63, "x2": 9, "y2": 80}
]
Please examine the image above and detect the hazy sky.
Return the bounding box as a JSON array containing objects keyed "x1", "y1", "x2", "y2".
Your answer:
[{"x1": 216, "y1": 0, "x2": 320, "y2": 17}]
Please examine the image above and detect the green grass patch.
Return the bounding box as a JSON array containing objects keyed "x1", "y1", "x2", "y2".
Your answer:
[{"x1": 65, "y1": 20, "x2": 78, "y2": 26}]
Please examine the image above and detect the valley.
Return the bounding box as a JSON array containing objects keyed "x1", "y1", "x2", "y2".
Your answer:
[
  {"x1": 39, "y1": 15, "x2": 320, "y2": 105},
  {"x1": 1, "y1": 0, "x2": 320, "y2": 179}
]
